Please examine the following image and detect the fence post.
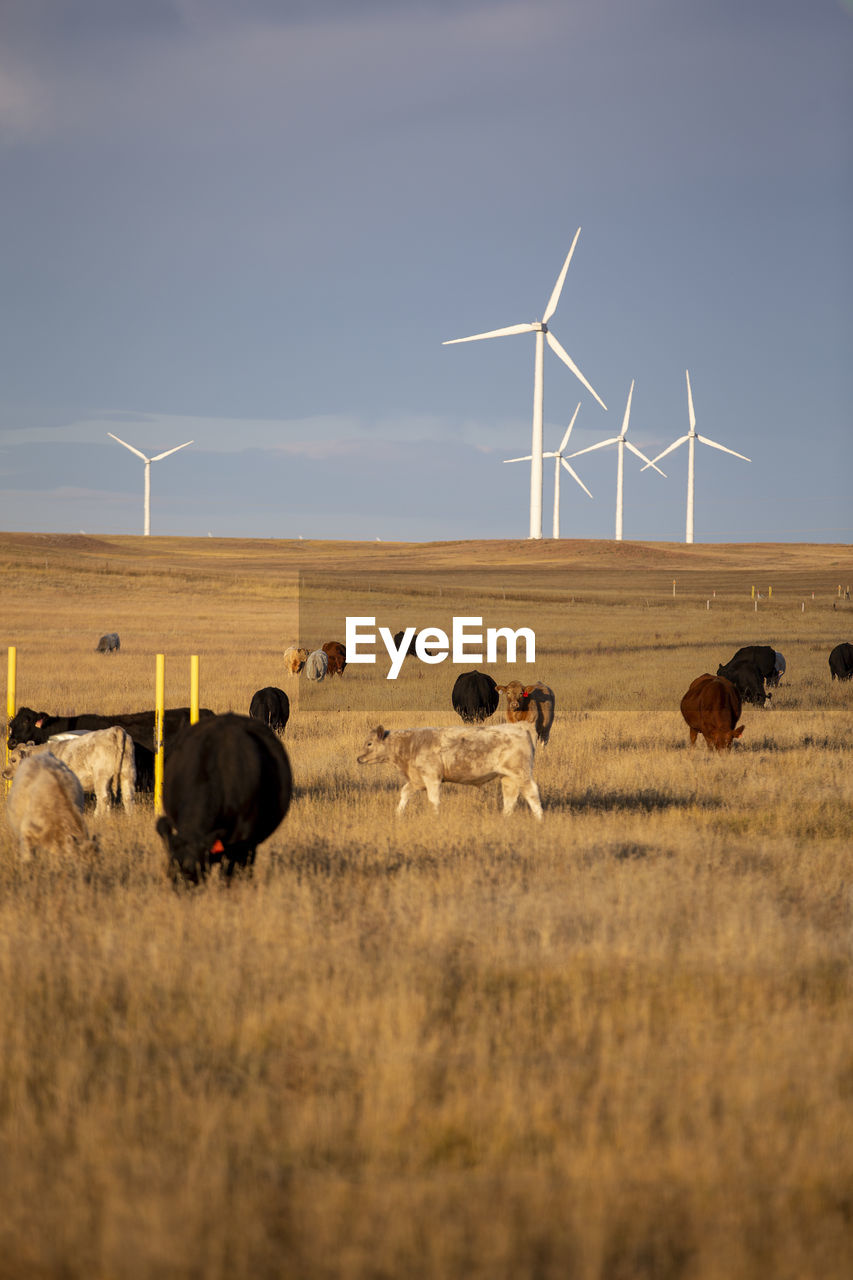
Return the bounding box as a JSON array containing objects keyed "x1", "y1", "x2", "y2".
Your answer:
[
  {"x1": 190, "y1": 655, "x2": 199, "y2": 725},
  {"x1": 154, "y1": 654, "x2": 165, "y2": 813},
  {"x1": 4, "y1": 647, "x2": 16, "y2": 793}
]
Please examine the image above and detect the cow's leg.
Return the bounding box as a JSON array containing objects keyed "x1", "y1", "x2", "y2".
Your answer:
[
  {"x1": 689, "y1": 728, "x2": 698, "y2": 747},
  {"x1": 521, "y1": 779, "x2": 543, "y2": 820},
  {"x1": 501, "y1": 776, "x2": 520, "y2": 815},
  {"x1": 423, "y1": 775, "x2": 442, "y2": 812},
  {"x1": 396, "y1": 781, "x2": 416, "y2": 815}
]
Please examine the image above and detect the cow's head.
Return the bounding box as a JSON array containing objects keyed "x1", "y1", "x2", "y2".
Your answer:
[
  {"x1": 357, "y1": 726, "x2": 390, "y2": 764},
  {"x1": 496, "y1": 681, "x2": 527, "y2": 713},
  {"x1": 1, "y1": 742, "x2": 38, "y2": 780},
  {"x1": 7, "y1": 707, "x2": 48, "y2": 749},
  {"x1": 713, "y1": 724, "x2": 745, "y2": 751},
  {"x1": 156, "y1": 816, "x2": 227, "y2": 885}
]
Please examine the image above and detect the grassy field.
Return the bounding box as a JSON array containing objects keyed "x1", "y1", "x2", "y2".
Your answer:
[{"x1": 1, "y1": 531, "x2": 852, "y2": 1279}]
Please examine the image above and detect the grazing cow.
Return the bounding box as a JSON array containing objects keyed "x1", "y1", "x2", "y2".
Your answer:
[
  {"x1": 392, "y1": 630, "x2": 419, "y2": 657},
  {"x1": 715, "y1": 658, "x2": 770, "y2": 707},
  {"x1": 249, "y1": 686, "x2": 290, "y2": 733},
  {"x1": 829, "y1": 642, "x2": 853, "y2": 681},
  {"x1": 322, "y1": 641, "x2": 347, "y2": 676},
  {"x1": 95, "y1": 632, "x2": 120, "y2": 653},
  {"x1": 496, "y1": 680, "x2": 555, "y2": 745},
  {"x1": 4, "y1": 726, "x2": 136, "y2": 813},
  {"x1": 155, "y1": 713, "x2": 293, "y2": 884},
  {"x1": 357, "y1": 722, "x2": 542, "y2": 818},
  {"x1": 283, "y1": 646, "x2": 309, "y2": 675},
  {"x1": 4, "y1": 752, "x2": 96, "y2": 861},
  {"x1": 304, "y1": 649, "x2": 329, "y2": 682},
  {"x1": 680, "y1": 674, "x2": 744, "y2": 751},
  {"x1": 451, "y1": 670, "x2": 499, "y2": 723},
  {"x1": 767, "y1": 651, "x2": 786, "y2": 688},
  {"x1": 724, "y1": 645, "x2": 777, "y2": 681}
]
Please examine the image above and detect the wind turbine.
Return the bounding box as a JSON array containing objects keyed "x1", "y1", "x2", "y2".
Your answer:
[
  {"x1": 443, "y1": 228, "x2": 607, "y2": 540},
  {"x1": 107, "y1": 433, "x2": 193, "y2": 536},
  {"x1": 641, "y1": 370, "x2": 750, "y2": 544},
  {"x1": 567, "y1": 381, "x2": 666, "y2": 541},
  {"x1": 504, "y1": 404, "x2": 593, "y2": 539}
]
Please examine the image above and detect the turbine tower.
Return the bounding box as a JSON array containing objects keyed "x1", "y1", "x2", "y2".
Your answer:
[
  {"x1": 642, "y1": 370, "x2": 749, "y2": 544},
  {"x1": 107, "y1": 433, "x2": 193, "y2": 536},
  {"x1": 567, "y1": 381, "x2": 665, "y2": 541},
  {"x1": 504, "y1": 404, "x2": 593, "y2": 540},
  {"x1": 443, "y1": 228, "x2": 607, "y2": 540}
]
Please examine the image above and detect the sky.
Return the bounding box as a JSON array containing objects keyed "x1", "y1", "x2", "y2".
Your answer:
[{"x1": 0, "y1": 0, "x2": 850, "y2": 543}]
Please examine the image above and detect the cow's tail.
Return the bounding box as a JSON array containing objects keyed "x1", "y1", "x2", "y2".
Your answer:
[{"x1": 119, "y1": 731, "x2": 136, "y2": 807}]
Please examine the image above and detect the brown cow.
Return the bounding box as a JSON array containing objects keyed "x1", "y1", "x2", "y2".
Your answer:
[
  {"x1": 680, "y1": 674, "x2": 744, "y2": 751},
  {"x1": 322, "y1": 641, "x2": 347, "y2": 676},
  {"x1": 496, "y1": 680, "x2": 555, "y2": 745}
]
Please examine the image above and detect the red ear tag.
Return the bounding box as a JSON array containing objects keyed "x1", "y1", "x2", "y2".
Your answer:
[
  {"x1": 210, "y1": 839, "x2": 225, "y2": 854},
  {"x1": 35, "y1": 718, "x2": 44, "y2": 728},
  {"x1": 522, "y1": 688, "x2": 532, "y2": 698}
]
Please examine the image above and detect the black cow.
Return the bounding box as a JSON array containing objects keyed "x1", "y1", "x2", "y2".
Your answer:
[
  {"x1": 724, "y1": 646, "x2": 777, "y2": 680},
  {"x1": 451, "y1": 670, "x2": 499, "y2": 723},
  {"x1": 96, "y1": 632, "x2": 120, "y2": 653},
  {"x1": 6, "y1": 706, "x2": 213, "y2": 790},
  {"x1": 715, "y1": 659, "x2": 769, "y2": 707},
  {"x1": 156, "y1": 713, "x2": 293, "y2": 884},
  {"x1": 829, "y1": 642, "x2": 853, "y2": 681},
  {"x1": 249, "y1": 686, "x2": 290, "y2": 733},
  {"x1": 393, "y1": 630, "x2": 419, "y2": 657}
]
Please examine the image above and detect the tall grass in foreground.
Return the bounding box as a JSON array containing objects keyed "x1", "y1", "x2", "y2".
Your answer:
[{"x1": 0, "y1": 539, "x2": 851, "y2": 1278}]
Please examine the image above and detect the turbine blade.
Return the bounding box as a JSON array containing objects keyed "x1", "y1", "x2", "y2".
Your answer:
[
  {"x1": 686, "y1": 369, "x2": 696, "y2": 431},
  {"x1": 640, "y1": 435, "x2": 689, "y2": 470},
  {"x1": 557, "y1": 403, "x2": 582, "y2": 454},
  {"x1": 697, "y1": 434, "x2": 750, "y2": 462},
  {"x1": 151, "y1": 440, "x2": 194, "y2": 462},
  {"x1": 625, "y1": 439, "x2": 666, "y2": 476},
  {"x1": 566, "y1": 437, "x2": 620, "y2": 458},
  {"x1": 443, "y1": 323, "x2": 536, "y2": 345},
  {"x1": 542, "y1": 227, "x2": 581, "y2": 323},
  {"x1": 503, "y1": 455, "x2": 533, "y2": 464},
  {"x1": 107, "y1": 432, "x2": 148, "y2": 462},
  {"x1": 545, "y1": 331, "x2": 607, "y2": 410},
  {"x1": 620, "y1": 379, "x2": 635, "y2": 438},
  {"x1": 560, "y1": 458, "x2": 594, "y2": 498}
]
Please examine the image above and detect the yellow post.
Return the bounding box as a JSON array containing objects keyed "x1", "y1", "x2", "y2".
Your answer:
[
  {"x1": 768, "y1": 585, "x2": 772, "y2": 599},
  {"x1": 5, "y1": 646, "x2": 16, "y2": 793},
  {"x1": 672, "y1": 579, "x2": 676, "y2": 597},
  {"x1": 190, "y1": 655, "x2": 199, "y2": 725},
  {"x1": 154, "y1": 653, "x2": 165, "y2": 813},
  {"x1": 751, "y1": 584, "x2": 755, "y2": 599}
]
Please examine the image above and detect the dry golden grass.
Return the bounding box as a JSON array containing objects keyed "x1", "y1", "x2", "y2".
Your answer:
[{"x1": 1, "y1": 531, "x2": 852, "y2": 1279}]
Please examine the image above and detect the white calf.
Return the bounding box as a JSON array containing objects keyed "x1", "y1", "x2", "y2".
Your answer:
[
  {"x1": 4, "y1": 752, "x2": 96, "y2": 861},
  {"x1": 5, "y1": 725, "x2": 136, "y2": 813}
]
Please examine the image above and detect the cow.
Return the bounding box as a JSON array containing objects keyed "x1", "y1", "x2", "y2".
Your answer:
[
  {"x1": 829, "y1": 642, "x2": 853, "y2": 681},
  {"x1": 4, "y1": 751, "x2": 96, "y2": 861},
  {"x1": 723, "y1": 645, "x2": 777, "y2": 680},
  {"x1": 304, "y1": 649, "x2": 329, "y2": 682},
  {"x1": 249, "y1": 687, "x2": 290, "y2": 734},
  {"x1": 95, "y1": 632, "x2": 120, "y2": 654},
  {"x1": 357, "y1": 722, "x2": 543, "y2": 819},
  {"x1": 155, "y1": 713, "x2": 293, "y2": 885},
  {"x1": 715, "y1": 659, "x2": 770, "y2": 707},
  {"x1": 680, "y1": 674, "x2": 744, "y2": 751},
  {"x1": 322, "y1": 641, "x2": 347, "y2": 677},
  {"x1": 767, "y1": 651, "x2": 786, "y2": 688},
  {"x1": 283, "y1": 646, "x2": 309, "y2": 675},
  {"x1": 4, "y1": 726, "x2": 136, "y2": 814},
  {"x1": 7, "y1": 705, "x2": 213, "y2": 754},
  {"x1": 451, "y1": 671, "x2": 499, "y2": 723},
  {"x1": 392, "y1": 630, "x2": 419, "y2": 657},
  {"x1": 496, "y1": 680, "x2": 555, "y2": 746}
]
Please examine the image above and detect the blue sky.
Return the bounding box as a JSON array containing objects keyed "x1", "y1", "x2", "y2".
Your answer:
[{"x1": 0, "y1": 0, "x2": 850, "y2": 542}]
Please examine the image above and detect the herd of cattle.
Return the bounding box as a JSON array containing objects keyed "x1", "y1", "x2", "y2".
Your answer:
[{"x1": 2, "y1": 638, "x2": 851, "y2": 883}]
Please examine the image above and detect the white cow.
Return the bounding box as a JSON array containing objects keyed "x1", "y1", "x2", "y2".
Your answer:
[
  {"x1": 304, "y1": 649, "x2": 329, "y2": 682},
  {"x1": 4, "y1": 725, "x2": 136, "y2": 813},
  {"x1": 3, "y1": 751, "x2": 96, "y2": 861},
  {"x1": 357, "y1": 722, "x2": 543, "y2": 818}
]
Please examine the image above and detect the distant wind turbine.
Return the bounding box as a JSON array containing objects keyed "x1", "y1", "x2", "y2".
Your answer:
[
  {"x1": 504, "y1": 404, "x2": 592, "y2": 540},
  {"x1": 567, "y1": 381, "x2": 665, "y2": 541},
  {"x1": 443, "y1": 228, "x2": 607, "y2": 540},
  {"x1": 107, "y1": 433, "x2": 193, "y2": 536},
  {"x1": 641, "y1": 370, "x2": 750, "y2": 544}
]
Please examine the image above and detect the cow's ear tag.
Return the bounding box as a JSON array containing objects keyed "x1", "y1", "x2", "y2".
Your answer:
[
  {"x1": 210, "y1": 839, "x2": 225, "y2": 854},
  {"x1": 35, "y1": 717, "x2": 44, "y2": 728}
]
